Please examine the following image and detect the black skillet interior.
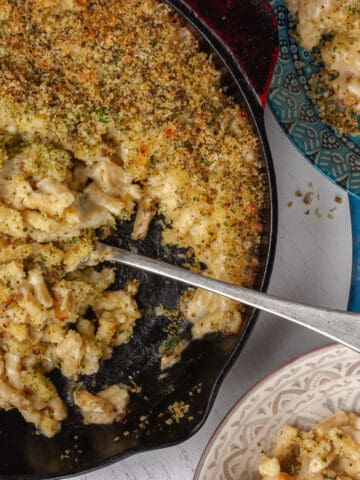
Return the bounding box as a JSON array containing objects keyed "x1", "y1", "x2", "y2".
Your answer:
[{"x1": 0, "y1": 1, "x2": 278, "y2": 478}]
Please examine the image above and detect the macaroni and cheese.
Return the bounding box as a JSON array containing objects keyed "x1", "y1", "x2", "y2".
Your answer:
[
  {"x1": 0, "y1": 0, "x2": 264, "y2": 436},
  {"x1": 286, "y1": 1, "x2": 360, "y2": 135},
  {"x1": 259, "y1": 411, "x2": 360, "y2": 480}
]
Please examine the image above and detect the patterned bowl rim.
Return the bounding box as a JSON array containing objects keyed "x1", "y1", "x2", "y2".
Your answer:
[
  {"x1": 266, "y1": 102, "x2": 360, "y2": 201},
  {"x1": 267, "y1": 0, "x2": 360, "y2": 198},
  {"x1": 193, "y1": 342, "x2": 338, "y2": 480}
]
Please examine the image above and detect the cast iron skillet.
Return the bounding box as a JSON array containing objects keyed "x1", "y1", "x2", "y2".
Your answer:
[{"x1": 0, "y1": 1, "x2": 278, "y2": 478}]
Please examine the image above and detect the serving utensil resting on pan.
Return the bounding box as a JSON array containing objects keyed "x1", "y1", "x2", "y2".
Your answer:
[{"x1": 104, "y1": 244, "x2": 360, "y2": 353}]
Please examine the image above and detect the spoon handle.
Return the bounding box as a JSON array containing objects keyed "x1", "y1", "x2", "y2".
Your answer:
[{"x1": 103, "y1": 244, "x2": 360, "y2": 352}]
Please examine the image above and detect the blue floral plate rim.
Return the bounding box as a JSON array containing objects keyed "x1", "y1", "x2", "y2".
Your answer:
[{"x1": 267, "y1": 0, "x2": 360, "y2": 198}]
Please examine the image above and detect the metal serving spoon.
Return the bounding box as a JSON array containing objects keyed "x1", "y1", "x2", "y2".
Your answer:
[{"x1": 99, "y1": 243, "x2": 360, "y2": 353}]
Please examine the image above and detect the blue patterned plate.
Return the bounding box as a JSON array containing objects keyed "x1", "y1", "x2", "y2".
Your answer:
[
  {"x1": 267, "y1": 1, "x2": 360, "y2": 313},
  {"x1": 268, "y1": 0, "x2": 360, "y2": 196}
]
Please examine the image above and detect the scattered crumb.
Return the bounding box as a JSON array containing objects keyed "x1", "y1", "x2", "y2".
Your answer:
[
  {"x1": 123, "y1": 431, "x2": 129, "y2": 437},
  {"x1": 303, "y1": 192, "x2": 313, "y2": 205},
  {"x1": 138, "y1": 414, "x2": 149, "y2": 430},
  {"x1": 130, "y1": 382, "x2": 142, "y2": 394},
  {"x1": 195, "y1": 384, "x2": 202, "y2": 394},
  {"x1": 315, "y1": 208, "x2": 322, "y2": 219},
  {"x1": 167, "y1": 401, "x2": 190, "y2": 424},
  {"x1": 113, "y1": 436, "x2": 120, "y2": 442},
  {"x1": 157, "y1": 383, "x2": 202, "y2": 429},
  {"x1": 59, "y1": 446, "x2": 81, "y2": 461},
  {"x1": 292, "y1": 184, "x2": 343, "y2": 220}
]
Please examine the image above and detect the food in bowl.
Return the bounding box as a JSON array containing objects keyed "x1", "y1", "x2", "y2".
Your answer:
[
  {"x1": 0, "y1": 0, "x2": 264, "y2": 437},
  {"x1": 286, "y1": 1, "x2": 360, "y2": 135},
  {"x1": 259, "y1": 411, "x2": 360, "y2": 480}
]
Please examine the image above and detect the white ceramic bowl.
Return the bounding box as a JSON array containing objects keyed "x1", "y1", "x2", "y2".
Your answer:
[{"x1": 195, "y1": 344, "x2": 360, "y2": 480}]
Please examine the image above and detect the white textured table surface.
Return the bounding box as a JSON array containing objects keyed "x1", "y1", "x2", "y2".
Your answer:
[{"x1": 75, "y1": 107, "x2": 353, "y2": 480}]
